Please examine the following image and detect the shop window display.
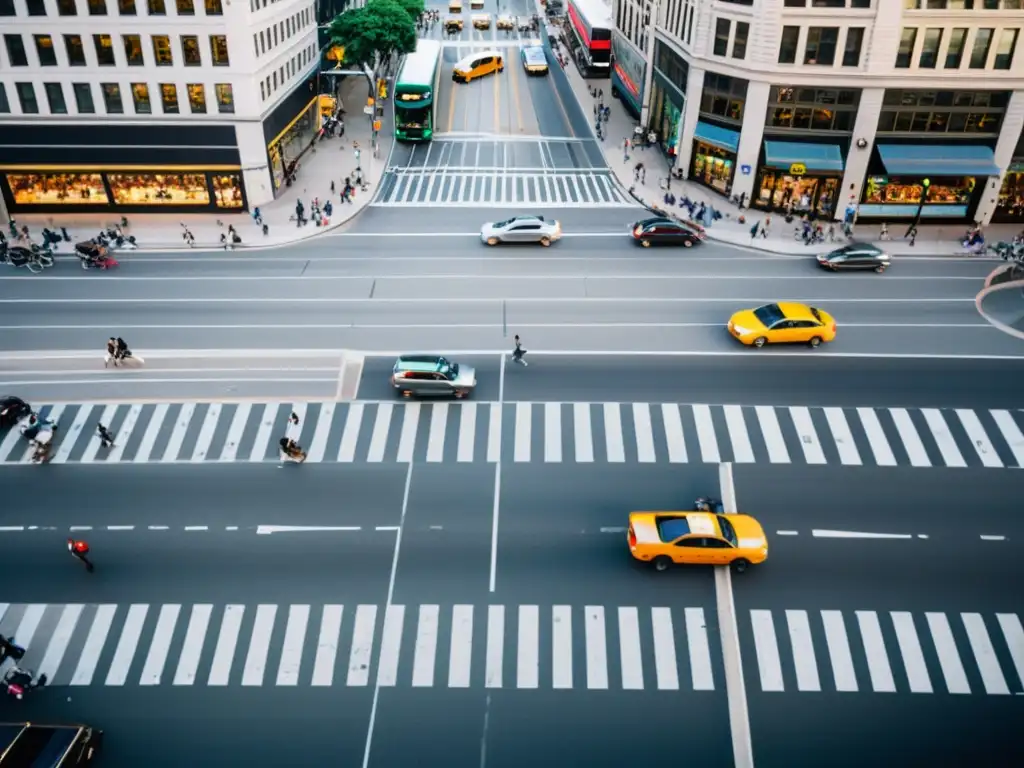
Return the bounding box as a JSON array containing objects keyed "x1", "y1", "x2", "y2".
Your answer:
[
  {"x1": 692, "y1": 142, "x2": 733, "y2": 194},
  {"x1": 996, "y1": 171, "x2": 1024, "y2": 220},
  {"x1": 212, "y1": 174, "x2": 243, "y2": 208},
  {"x1": 862, "y1": 176, "x2": 974, "y2": 207},
  {"x1": 757, "y1": 172, "x2": 837, "y2": 217},
  {"x1": 7, "y1": 173, "x2": 109, "y2": 204},
  {"x1": 107, "y1": 172, "x2": 210, "y2": 204}
]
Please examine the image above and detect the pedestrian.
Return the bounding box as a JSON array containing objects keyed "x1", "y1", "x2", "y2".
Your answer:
[
  {"x1": 879, "y1": 222, "x2": 890, "y2": 240},
  {"x1": 622, "y1": 138, "x2": 630, "y2": 163},
  {"x1": 96, "y1": 423, "x2": 115, "y2": 449},
  {"x1": 749, "y1": 220, "x2": 760, "y2": 240},
  {"x1": 761, "y1": 215, "x2": 771, "y2": 238},
  {"x1": 252, "y1": 207, "x2": 263, "y2": 226},
  {"x1": 904, "y1": 222, "x2": 917, "y2": 245},
  {"x1": 330, "y1": 180, "x2": 336, "y2": 194}
]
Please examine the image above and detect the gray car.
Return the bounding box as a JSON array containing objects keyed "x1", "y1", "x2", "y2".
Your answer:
[
  {"x1": 391, "y1": 355, "x2": 477, "y2": 398},
  {"x1": 481, "y1": 215, "x2": 562, "y2": 246}
]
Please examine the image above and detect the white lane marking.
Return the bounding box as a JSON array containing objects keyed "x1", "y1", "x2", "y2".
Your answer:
[
  {"x1": 990, "y1": 410, "x2": 1024, "y2": 467},
  {"x1": 754, "y1": 405, "x2": 789, "y2": 463},
  {"x1": 107, "y1": 404, "x2": 142, "y2": 462},
  {"x1": 514, "y1": 402, "x2": 531, "y2": 462},
  {"x1": 184, "y1": 526, "x2": 208, "y2": 531},
  {"x1": 660, "y1": 403, "x2": 687, "y2": 462},
  {"x1": 692, "y1": 405, "x2": 720, "y2": 463},
  {"x1": 52, "y1": 404, "x2": 93, "y2": 464},
  {"x1": 190, "y1": 403, "x2": 222, "y2": 461},
  {"x1": 821, "y1": 611, "x2": 858, "y2": 692},
  {"x1": 208, "y1": 605, "x2": 245, "y2": 686},
  {"x1": 544, "y1": 403, "x2": 562, "y2": 463},
  {"x1": 723, "y1": 405, "x2": 754, "y2": 463},
  {"x1": 139, "y1": 604, "x2": 182, "y2": 686},
  {"x1": 105, "y1": 604, "x2": 149, "y2": 686},
  {"x1": 241, "y1": 604, "x2": 278, "y2": 686},
  {"x1": 489, "y1": 462, "x2": 501, "y2": 593},
  {"x1": 750, "y1": 610, "x2": 784, "y2": 692},
  {"x1": 585, "y1": 606, "x2": 609, "y2": 690},
  {"x1": 308, "y1": 403, "x2": 335, "y2": 463},
  {"x1": 786, "y1": 610, "x2": 820, "y2": 692},
  {"x1": 573, "y1": 403, "x2": 594, "y2": 462},
  {"x1": 376, "y1": 605, "x2": 406, "y2": 687},
  {"x1": 487, "y1": 402, "x2": 502, "y2": 463},
  {"x1": 412, "y1": 605, "x2": 439, "y2": 688},
  {"x1": 517, "y1": 605, "x2": 540, "y2": 689},
  {"x1": 337, "y1": 402, "x2": 364, "y2": 462},
  {"x1": 651, "y1": 607, "x2": 680, "y2": 690},
  {"x1": 686, "y1": 608, "x2": 715, "y2": 690},
  {"x1": 249, "y1": 403, "x2": 279, "y2": 462},
  {"x1": 219, "y1": 403, "x2": 250, "y2": 462},
  {"x1": 926, "y1": 612, "x2": 971, "y2": 694},
  {"x1": 618, "y1": 607, "x2": 644, "y2": 690},
  {"x1": 632, "y1": 403, "x2": 656, "y2": 463},
  {"x1": 367, "y1": 404, "x2": 393, "y2": 462},
  {"x1": 37, "y1": 604, "x2": 84, "y2": 681},
  {"x1": 173, "y1": 604, "x2": 213, "y2": 686},
  {"x1": 552, "y1": 605, "x2": 573, "y2": 690},
  {"x1": 160, "y1": 403, "x2": 195, "y2": 463},
  {"x1": 855, "y1": 407, "x2": 897, "y2": 466},
  {"x1": 80, "y1": 404, "x2": 118, "y2": 463},
  {"x1": 823, "y1": 407, "x2": 861, "y2": 465},
  {"x1": 311, "y1": 605, "x2": 344, "y2": 687},
  {"x1": 604, "y1": 403, "x2": 625, "y2": 462},
  {"x1": 448, "y1": 605, "x2": 473, "y2": 689},
  {"x1": 347, "y1": 605, "x2": 378, "y2": 687},
  {"x1": 813, "y1": 529, "x2": 913, "y2": 540},
  {"x1": 856, "y1": 611, "x2": 896, "y2": 693},
  {"x1": 789, "y1": 406, "x2": 826, "y2": 464},
  {"x1": 956, "y1": 409, "x2": 1003, "y2": 468},
  {"x1": 107, "y1": 525, "x2": 135, "y2": 531},
  {"x1": 921, "y1": 409, "x2": 967, "y2": 467},
  {"x1": 890, "y1": 408, "x2": 931, "y2": 467},
  {"x1": 995, "y1": 614, "x2": 1024, "y2": 693},
  {"x1": 980, "y1": 535, "x2": 1007, "y2": 541},
  {"x1": 134, "y1": 403, "x2": 169, "y2": 463},
  {"x1": 776, "y1": 530, "x2": 799, "y2": 536},
  {"x1": 961, "y1": 612, "x2": 1010, "y2": 694},
  {"x1": 485, "y1": 605, "x2": 504, "y2": 689},
  {"x1": 70, "y1": 604, "x2": 117, "y2": 686},
  {"x1": 891, "y1": 611, "x2": 933, "y2": 693},
  {"x1": 457, "y1": 403, "x2": 476, "y2": 462},
  {"x1": 277, "y1": 605, "x2": 311, "y2": 686},
  {"x1": 396, "y1": 402, "x2": 421, "y2": 463}
]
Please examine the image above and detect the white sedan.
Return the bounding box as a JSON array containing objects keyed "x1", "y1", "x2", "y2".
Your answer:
[{"x1": 480, "y1": 215, "x2": 562, "y2": 246}]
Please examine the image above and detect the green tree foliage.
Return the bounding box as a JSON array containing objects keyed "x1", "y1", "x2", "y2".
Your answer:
[{"x1": 327, "y1": 0, "x2": 420, "y2": 71}]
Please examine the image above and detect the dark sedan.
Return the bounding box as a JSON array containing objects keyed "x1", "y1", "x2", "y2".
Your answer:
[
  {"x1": 0, "y1": 395, "x2": 30, "y2": 428},
  {"x1": 632, "y1": 217, "x2": 706, "y2": 248},
  {"x1": 817, "y1": 243, "x2": 891, "y2": 273}
]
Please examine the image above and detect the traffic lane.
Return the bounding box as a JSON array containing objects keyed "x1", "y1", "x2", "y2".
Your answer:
[
  {"x1": 0, "y1": 378, "x2": 338, "y2": 402},
  {"x1": 342, "y1": 206, "x2": 645, "y2": 234},
  {"x1": 17, "y1": 687, "x2": 371, "y2": 768},
  {"x1": 357, "y1": 354, "x2": 501, "y2": 401},
  {"x1": 391, "y1": 465, "x2": 496, "y2": 605},
  {"x1": 494, "y1": 464, "x2": 721, "y2": 605},
  {"x1": 368, "y1": 691, "x2": 486, "y2": 768},
  {"x1": 731, "y1": 465, "x2": 1024, "y2": 615},
  {"x1": 501, "y1": 353, "x2": 1024, "y2": 407},
  {"x1": 749, "y1": 694, "x2": 1021, "y2": 768},
  {"x1": 527, "y1": 63, "x2": 575, "y2": 139},
  {"x1": 501, "y1": 45, "x2": 538, "y2": 136},
  {"x1": 544, "y1": 41, "x2": 601, "y2": 151}
]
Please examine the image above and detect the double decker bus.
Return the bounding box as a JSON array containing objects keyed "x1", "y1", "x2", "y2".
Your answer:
[
  {"x1": 565, "y1": 0, "x2": 611, "y2": 77},
  {"x1": 394, "y1": 39, "x2": 443, "y2": 142}
]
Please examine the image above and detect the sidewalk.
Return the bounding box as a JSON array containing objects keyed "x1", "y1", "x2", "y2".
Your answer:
[
  {"x1": 9, "y1": 76, "x2": 391, "y2": 253},
  {"x1": 557, "y1": 59, "x2": 1020, "y2": 256}
]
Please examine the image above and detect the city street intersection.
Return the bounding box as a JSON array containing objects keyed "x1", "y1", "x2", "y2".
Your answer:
[{"x1": 2, "y1": 11, "x2": 1024, "y2": 768}]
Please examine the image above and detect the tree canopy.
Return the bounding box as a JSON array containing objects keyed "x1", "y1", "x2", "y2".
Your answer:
[{"x1": 327, "y1": 0, "x2": 422, "y2": 71}]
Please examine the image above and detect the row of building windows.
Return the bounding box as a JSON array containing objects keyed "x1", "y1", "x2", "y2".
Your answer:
[
  {"x1": 660, "y1": 0, "x2": 696, "y2": 51},
  {"x1": 783, "y1": 0, "x2": 871, "y2": 6},
  {"x1": 778, "y1": 26, "x2": 865, "y2": 67},
  {"x1": 0, "y1": 79, "x2": 233, "y2": 114},
  {"x1": 3, "y1": 32, "x2": 229, "y2": 68},
  {"x1": 712, "y1": 18, "x2": 750, "y2": 61},
  {"x1": 896, "y1": 26, "x2": 1018, "y2": 70},
  {"x1": 616, "y1": 0, "x2": 649, "y2": 55},
  {"x1": 765, "y1": 87, "x2": 861, "y2": 132},
  {"x1": 254, "y1": 5, "x2": 312, "y2": 58},
  {"x1": 260, "y1": 42, "x2": 315, "y2": 101},
  {"x1": 699, "y1": 71, "x2": 747, "y2": 124},
  {"x1": 903, "y1": 0, "x2": 1024, "y2": 9},
  {"x1": 0, "y1": 0, "x2": 222, "y2": 16}
]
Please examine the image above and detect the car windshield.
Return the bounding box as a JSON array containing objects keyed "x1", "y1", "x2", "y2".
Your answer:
[
  {"x1": 716, "y1": 515, "x2": 737, "y2": 547},
  {"x1": 753, "y1": 303, "x2": 785, "y2": 326},
  {"x1": 440, "y1": 362, "x2": 459, "y2": 379},
  {"x1": 656, "y1": 517, "x2": 690, "y2": 542}
]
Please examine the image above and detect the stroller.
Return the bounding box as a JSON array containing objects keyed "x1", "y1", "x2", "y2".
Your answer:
[{"x1": 76, "y1": 241, "x2": 118, "y2": 270}]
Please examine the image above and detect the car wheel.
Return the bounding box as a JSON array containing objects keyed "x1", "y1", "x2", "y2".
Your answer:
[
  {"x1": 640, "y1": 239, "x2": 651, "y2": 247},
  {"x1": 539, "y1": 236, "x2": 551, "y2": 247},
  {"x1": 732, "y1": 558, "x2": 750, "y2": 574},
  {"x1": 753, "y1": 336, "x2": 767, "y2": 348},
  {"x1": 682, "y1": 239, "x2": 694, "y2": 248},
  {"x1": 486, "y1": 237, "x2": 499, "y2": 246},
  {"x1": 874, "y1": 265, "x2": 886, "y2": 273},
  {"x1": 809, "y1": 336, "x2": 822, "y2": 348},
  {"x1": 653, "y1": 556, "x2": 672, "y2": 572}
]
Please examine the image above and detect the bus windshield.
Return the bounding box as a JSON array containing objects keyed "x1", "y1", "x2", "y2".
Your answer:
[{"x1": 394, "y1": 40, "x2": 442, "y2": 142}]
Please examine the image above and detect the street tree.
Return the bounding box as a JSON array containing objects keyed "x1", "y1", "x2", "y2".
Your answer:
[{"x1": 327, "y1": 0, "x2": 422, "y2": 77}]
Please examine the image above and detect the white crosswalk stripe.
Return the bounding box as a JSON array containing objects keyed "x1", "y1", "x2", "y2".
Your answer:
[
  {"x1": 4, "y1": 401, "x2": 1023, "y2": 469},
  {"x1": 2, "y1": 603, "x2": 1022, "y2": 693}
]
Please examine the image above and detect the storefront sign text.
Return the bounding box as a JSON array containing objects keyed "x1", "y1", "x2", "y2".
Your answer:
[{"x1": 789, "y1": 163, "x2": 807, "y2": 176}]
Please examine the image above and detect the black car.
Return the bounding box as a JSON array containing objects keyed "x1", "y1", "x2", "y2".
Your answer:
[
  {"x1": 817, "y1": 243, "x2": 891, "y2": 273},
  {"x1": 631, "y1": 217, "x2": 706, "y2": 248},
  {"x1": 0, "y1": 396, "x2": 30, "y2": 428}
]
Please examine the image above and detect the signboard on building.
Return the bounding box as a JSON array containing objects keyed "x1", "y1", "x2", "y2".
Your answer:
[{"x1": 789, "y1": 163, "x2": 807, "y2": 176}]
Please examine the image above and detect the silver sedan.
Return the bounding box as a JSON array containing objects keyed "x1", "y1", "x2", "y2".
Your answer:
[{"x1": 481, "y1": 215, "x2": 562, "y2": 246}]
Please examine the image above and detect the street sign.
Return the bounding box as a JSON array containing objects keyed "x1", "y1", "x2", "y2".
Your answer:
[
  {"x1": 740, "y1": 164, "x2": 751, "y2": 175},
  {"x1": 362, "y1": 106, "x2": 374, "y2": 115},
  {"x1": 789, "y1": 163, "x2": 807, "y2": 176}
]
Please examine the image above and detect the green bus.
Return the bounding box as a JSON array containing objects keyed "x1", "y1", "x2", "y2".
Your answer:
[{"x1": 394, "y1": 39, "x2": 443, "y2": 141}]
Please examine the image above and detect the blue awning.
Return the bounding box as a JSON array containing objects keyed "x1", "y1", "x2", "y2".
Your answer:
[
  {"x1": 878, "y1": 144, "x2": 1000, "y2": 176},
  {"x1": 694, "y1": 121, "x2": 740, "y2": 153},
  {"x1": 763, "y1": 141, "x2": 844, "y2": 172}
]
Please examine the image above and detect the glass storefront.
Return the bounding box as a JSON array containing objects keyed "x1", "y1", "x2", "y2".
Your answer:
[
  {"x1": 754, "y1": 172, "x2": 839, "y2": 218},
  {"x1": 2, "y1": 169, "x2": 245, "y2": 212},
  {"x1": 611, "y1": 32, "x2": 645, "y2": 120},
  {"x1": 691, "y1": 141, "x2": 734, "y2": 195},
  {"x1": 858, "y1": 175, "x2": 977, "y2": 219},
  {"x1": 268, "y1": 97, "x2": 320, "y2": 193},
  {"x1": 649, "y1": 82, "x2": 682, "y2": 156},
  {"x1": 994, "y1": 162, "x2": 1024, "y2": 222}
]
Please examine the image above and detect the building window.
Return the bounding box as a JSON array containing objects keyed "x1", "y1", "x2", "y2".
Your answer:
[
  {"x1": 187, "y1": 83, "x2": 206, "y2": 112},
  {"x1": 842, "y1": 27, "x2": 864, "y2": 66},
  {"x1": 0, "y1": 0, "x2": 12, "y2": 14},
  {"x1": 4, "y1": 35, "x2": 28, "y2": 67},
  {"x1": 210, "y1": 34, "x2": 229, "y2": 65},
  {"x1": 918, "y1": 28, "x2": 942, "y2": 68},
  {"x1": 0, "y1": 84, "x2": 9, "y2": 113},
  {"x1": 181, "y1": 35, "x2": 202, "y2": 65},
  {"x1": 94, "y1": 34, "x2": 116, "y2": 65},
  {"x1": 148, "y1": 0, "x2": 165, "y2": 12},
  {"x1": 205, "y1": 0, "x2": 223, "y2": 13},
  {"x1": 804, "y1": 27, "x2": 839, "y2": 65},
  {"x1": 119, "y1": 0, "x2": 136, "y2": 13},
  {"x1": 767, "y1": 87, "x2": 859, "y2": 132},
  {"x1": 73, "y1": 82, "x2": 95, "y2": 112},
  {"x1": 970, "y1": 28, "x2": 994, "y2": 68},
  {"x1": 131, "y1": 82, "x2": 151, "y2": 113},
  {"x1": 732, "y1": 21, "x2": 749, "y2": 59},
  {"x1": 123, "y1": 34, "x2": 144, "y2": 65},
  {"x1": 176, "y1": 0, "x2": 194, "y2": 13},
  {"x1": 878, "y1": 89, "x2": 1007, "y2": 135},
  {"x1": 895, "y1": 28, "x2": 916, "y2": 68},
  {"x1": 64, "y1": 35, "x2": 86, "y2": 65},
  {"x1": 700, "y1": 72, "x2": 747, "y2": 124},
  {"x1": 215, "y1": 83, "x2": 234, "y2": 113},
  {"x1": 994, "y1": 29, "x2": 1019, "y2": 70},
  {"x1": 260, "y1": 81, "x2": 265, "y2": 100},
  {"x1": 945, "y1": 28, "x2": 967, "y2": 68},
  {"x1": 159, "y1": 83, "x2": 179, "y2": 113},
  {"x1": 102, "y1": 83, "x2": 124, "y2": 113},
  {"x1": 35, "y1": 35, "x2": 58, "y2": 66},
  {"x1": 57, "y1": 0, "x2": 77, "y2": 14},
  {"x1": 152, "y1": 35, "x2": 173, "y2": 65},
  {"x1": 16, "y1": 83, "x2": 39, "y2": 114},
  {"x1": 45, "y1": 83, "x2": 68, "y2": 114},
  {"x1": 253, "y1": 34, "x2": 259, "y2": 57},
  {"x1": 87, "y1": 0, "x2": 107, "y2": 13},
  {"x1": 26, "y1": 0, "x2": 46, "y2": 14},
  {"x1": 778, "y1": 26, "x2": 800, "y2": 64}
]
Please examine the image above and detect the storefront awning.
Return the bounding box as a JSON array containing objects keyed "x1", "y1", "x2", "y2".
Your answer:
[
  {"x1": 694, "y1": 121, "x2": 740, "y2": 153},
  {"x1": 878, "y1": 144, "x2": 1000, "y2": 177},
  {"x1": 764, "y1": 141, "x2": 844, "y2": 172}
]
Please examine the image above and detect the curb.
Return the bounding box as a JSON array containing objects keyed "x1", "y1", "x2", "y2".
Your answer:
[{"x1": 975, "y1": 264, "x2": 1024, "y2": 341}]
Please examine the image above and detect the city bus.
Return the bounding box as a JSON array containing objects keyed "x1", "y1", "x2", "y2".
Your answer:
[
  {"x1": 394, "y1": 39, "x2": 443, "y2": 142},
  {"x1": 566, "y1": 0, "x2": 611, "y2": 76},
  {"x1": 0, "y1": 722, "x2": 103, "y2": 766}
]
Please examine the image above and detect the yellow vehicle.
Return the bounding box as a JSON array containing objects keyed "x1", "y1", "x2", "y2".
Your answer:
[
  {"x1": 496, "y1": 14, "x2": 514, "y2": 29},
  {"x1": 452, "y1": 50, "x2": 503, "y2": 82},
  {"x1": 448, "y1": 0, "x2": 462, "y2": 12},
  {"x1": 470, "y1": 0, "x2": 484, "y2": 8},
  {"x1": 727, "y1": 301, "x2": 837, "y2": 348},
  {"x1": 521, "y1": 45, "x2": 548, "y2": 75},
  {"x1": 627, "y1": 511, "x2": 768, "y2": 573},
  {"x1": 445, "y1": 16, "x2": 463, "y2": 32},
  {"x1": 472, "y1": 13, "x2": 491, "y2": 28}
]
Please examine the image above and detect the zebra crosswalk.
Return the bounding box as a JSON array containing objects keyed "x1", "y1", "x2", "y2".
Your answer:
[
  {"x1": 372, "y1": 169, "x2": 633, "y2": 207},
  {"x1": 2, "y1": 602, "x2": 1021, "y2": 695},
  {"x1": 2, "y1": 400, "x2": 1023, "y2": 468}
]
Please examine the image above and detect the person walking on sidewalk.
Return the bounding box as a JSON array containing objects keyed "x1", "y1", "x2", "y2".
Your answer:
[
  {"x1": 904, "y1": 222, "x2": 918, "y2": 246},
  {"x1": 252, "y1": 207, "x2": 263, "y2": 226}
]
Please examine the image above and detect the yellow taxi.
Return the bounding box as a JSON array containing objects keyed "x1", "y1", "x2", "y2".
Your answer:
[
  {"x1": 727, "y1": 301, "x2": 836, "y2": 348},
  {"x1": 627, "y1": 510, "x2": 767, "y2": 572}
]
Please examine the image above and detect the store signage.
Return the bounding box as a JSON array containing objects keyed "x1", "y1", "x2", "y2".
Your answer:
[
  {"x1": 789, "y1": 163, "x2": 807, "y2": 176},
  {"x1": 740, "y1": 164, "x2": 751, "y2": 175}
]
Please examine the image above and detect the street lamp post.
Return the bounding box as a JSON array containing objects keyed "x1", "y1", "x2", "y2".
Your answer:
[{"x1": 912, "y1": 177, "x2": 931, "y2": 228}]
